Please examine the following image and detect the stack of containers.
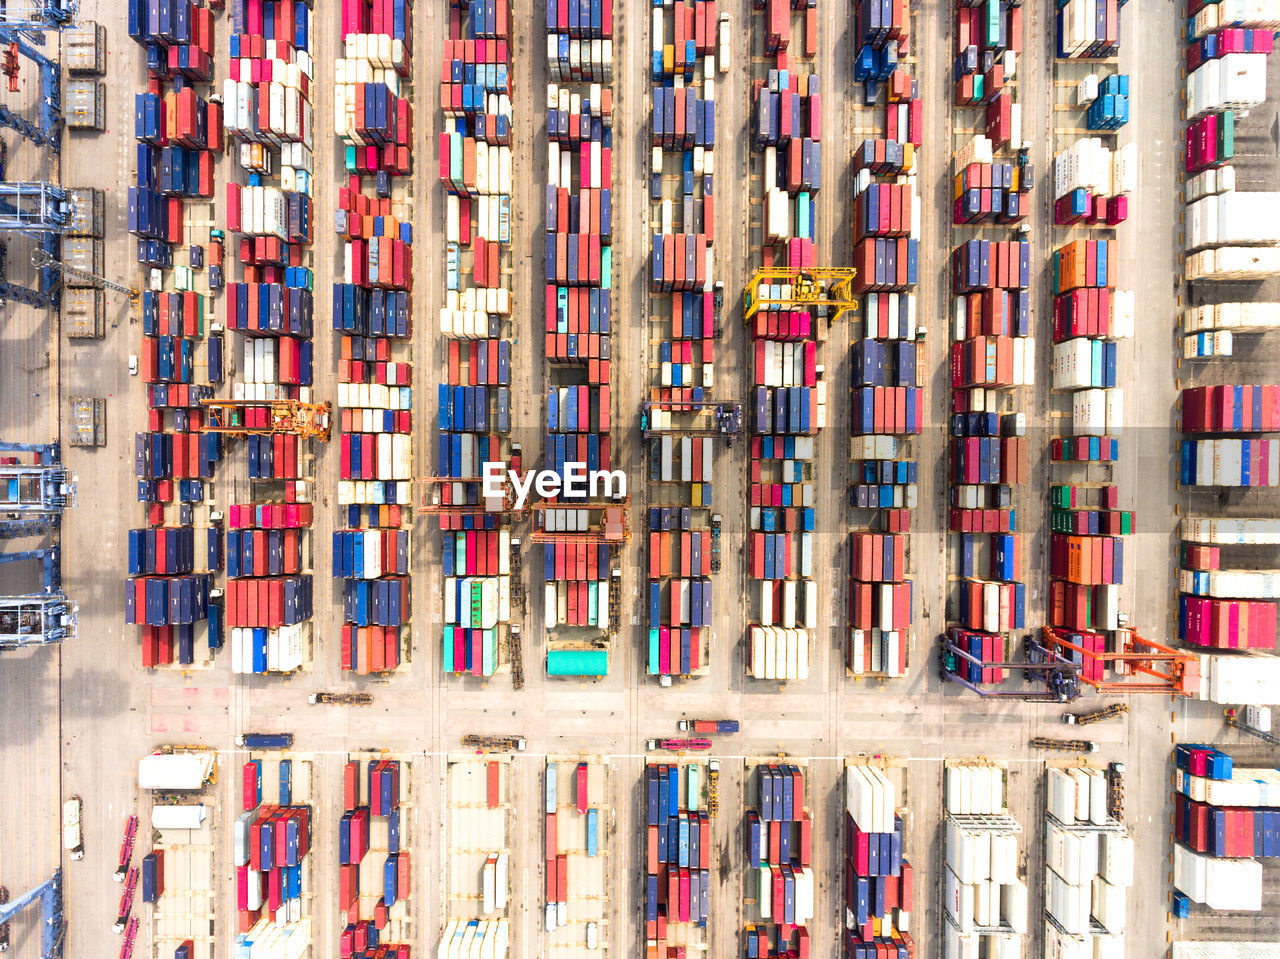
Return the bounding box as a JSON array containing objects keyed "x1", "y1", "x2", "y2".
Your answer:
[
  {"x1": 335, "y1": 0, "x2": 415, "y2": 675},
  {"x1": 952, "y1": 135, "x2": 1032, "y2": 224},
  {"x1": 947, "y1": 184, "x2": 1032, "y2": 666},
  {"x1": 1052, "y1": 139, "x2": 1134, "y2": 225},
  {"x1": 220, "y1": 0, "x2": 317, "y2": 675},
  {"x1": 126, "y1": 0, "x2": 225, "y2": 668},
  {"x1": 438, "y1": 0, "x2": 515, "y2": 677},
  {"x1": 1180, "y1": 384, "x2": 1280, "y2": 488},
  {"x1": 1195, "y1": 652, "x2": 1280, "y2": 704},
  {"x1": 1056, "y1": 0, "x2": 1123, "y2": 58},
  {"x1": 1180, "y1": 515, "x2": 1280, "y2": 700},
  {"x1": 338, "y1": 758, "x2": 411, "y2": 954},
  {"x1": 541, "y1": 0, "x2": 616, "y2": 667},
  {"x1": 952, "y1": 0, "x2": 1022, "y2": 148},
  {"x1": 942, "y1": 763, "x2": 1026, "y2": 959},
  {"x1": 747, "y1": 0, "x2": 823, "y2": 689},
  {"x1": 646, "y1": 506, "x2": 713, "y2": 677},
  {"x1": 125, "y1": 528, "x2": 214, "y2": 666},
  {"x1": 1182, "y1": 293, "x2": 1280, "y2": 358},
  {"x1": 544, "y1": 761, "x2": 603, "y2": 934},
  {"x1": 847, "y1": 0, "x2": 921, "y2": 679},
  {"x1": 1182, "y1": 17, "x2": 1280, "y2": 281},
  {"x1": 1043, "y1": 767, "x2": 1134, "y2": 958},
  {"x1": 1052, "y1": 240, "x2": 1124, "y2": 457},
  {"x1": 225, "y1": 502, "x2": 312, "y2": 673},
  {"x1": 1043, "y1": 168, "x2": 1128, "y2": 670},
  {"x1": 439, "y1": 920, "x2": 509, "y2": 957},
  {"x1": 646, "y1": 0, "x2": 717, "y2": 682},
  {"x1": 550, "y1": 0, "x2": 612, "y2": 82},
  {"x1": 846, "y1": 533, "x2": 910, "y2": 676},
  {"x1": 1172, "y1": 745, "x2": 1269, "y2": 913},
  {"x1": 642, "y1": 763, "x2": 712, "y2": 954},
  {"x1": 1048, "y1": 484, "x2": 1131, "y2": 641},
  {"x1": 843, "y1": 763, "x2": 915, "y2": 959},
  {"x1": 233, "y1": 757, "x2": 312, "y2": 954},
  {"x1": 744, "y1": 763, "x2": 814, "y2": 959}
]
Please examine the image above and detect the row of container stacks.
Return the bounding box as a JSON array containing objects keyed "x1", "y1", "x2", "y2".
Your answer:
[
  {"x1": 747, "y1": 0, "x2": 820, "y2": 696},
  {"x1": 846, "y1": 0, "x2": 920, "y2": 682},
  {"x1": 643, "y1": 763, "x2": 712, "y2": 955},
  {"x1": 1181, "y1": 7, "x2": 1280, "y2": 283},
  {"x1": 337, "y1": 758, "x2": 411, "y2": 956},
  {"x1": 942, "y1": 763, "x2": 1024, "y2": 959},
  {"x1": 744, "y1": 762, "x2": 813, "y2": 959},
  {"x1": 126, "y1": 0, "x2": 235, "y2": 668},
  {"x1": 542, "y1": 0, "x2": 615, "y2": 672},
  {"x1": 1172, "y1": 745, "x2": 1277, "y2": 913},
  {"x1": 234, "y1": 755, "x2": 312, "y2": 954},
  {"x1": 545, "y1": 761, "x2": 601, "y2": 932},
  {"x1": 334, "y1": 0, "x2": 415, "y2": 679},
  {"x1": 437, "y1": 0, "x2": 513, "y2": 678},
  {"x1": 946, "y1": 0, "x2": 1032, "y2": 692},
  {"x1": 1043, "y1": 768, "x2": 1133, "y2": 959},
  {"x1": 953, "y1": 0, "x2": 1021, "y2": 146},
  {"x1": 1179, "y1": 514, "x2": 1280, "y2": 702},
  {"x1": 843, "y1": 764, "x2": 914, "y2": 959},
  {"x1": 220, "y1": 0, "x2": 317, "y2": 683},
  {"x1": 1182, "y1": 298, "x2": 1280, "y2": 358}
]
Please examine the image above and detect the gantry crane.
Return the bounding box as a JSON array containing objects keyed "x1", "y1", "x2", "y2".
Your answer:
[
  {"x1": 530, "y1": 501, "x2": 631, "y2": 545},
  {"x1": 640, "y1": 398, "x2": 742, "y2": 439},
  {"x1": 1039, "y1": 626, "x2": 1200, "y2": 696},
  {"x1": 0, "y1": 180, "x2": 67, "y2": 308},
  {"x1": 199, "y1": 398, "x2": 332, "y2": 441},
  {"x1": 743, "y1": 266, "x2": 860, "y2": 323},
  {"x1": 0, "y1": 25, "x2": 63, "y2": 152},
  {"x1": 0, "y1": 870, "x2": 65, "y2": 959},
  {"x1": 939, "y1": 631, "x2": 1083, "y2": 702}
]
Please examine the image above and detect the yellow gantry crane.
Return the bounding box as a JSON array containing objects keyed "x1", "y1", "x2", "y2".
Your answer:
[
  {"x1": 199, "y1": 398, "x2": 332, "y2": 441},
  {"x1": 743, "y1": 267, "x2": 860, "y2": 323}
]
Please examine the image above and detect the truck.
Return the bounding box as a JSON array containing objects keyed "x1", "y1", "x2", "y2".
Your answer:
[
  {"x1": 710, "y1": 514, "x2": 722, "y2": 572},
  {"x1": 308, "y1": 692, "x2": 373, "y2": 705},
  {"x1": 718, "y1": 14, "x2": 731, "y2": 73},
  {"x1": 114, "y1": 867, "x2": 137, "y2": 932},
  {"x1": 677, "y1": 719, "x2": 739, "y2": 734},
  {"x1": 115, "y1": 814, "x2": 138, "y2": 881},
  {"x1": 707, "y1": 760, "x2": 720, "y2": 818},
  {"x1": 645, "y1": 738, "x2": 713, "y2": 752},
  {"x1": 1062, "y1": 703, "x2": 1128, "y2": 725},
  {"x1": 63, "y1": 796, "x2": 84, "y2": 860},
  {"x1": 1, "y1": 885, "x2": 9, "y2": 952},
  {"x1": 462, "y1": 734, "x2": 527, "y2": 753},
  {"x1": 235, "y1": 733, "x2": 293, "y2": 749},
  {"x1": 1029, "y1": 736, "x2": 1098, "y2": 753}
]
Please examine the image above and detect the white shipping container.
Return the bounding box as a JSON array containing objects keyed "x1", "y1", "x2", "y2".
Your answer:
[
  {"x1": 1197, "y1": 653, "x2": 1280, "y2": 705},
  {"x1": 1173, "y1": 843, "x2": 1263, "y2": 910}
]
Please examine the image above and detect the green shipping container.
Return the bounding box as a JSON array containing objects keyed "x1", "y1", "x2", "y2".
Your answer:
[{"x1": 547, "y1": 649, "x2": 609, "y2": 677}]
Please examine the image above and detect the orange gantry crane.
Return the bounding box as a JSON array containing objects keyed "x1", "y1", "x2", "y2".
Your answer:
[
  {"x1": 1040, "y1": 625, "x2": 1200, "y2": 696},
  {"x1": 199, "y1": 398, "x2": 332, "y2": 441}
]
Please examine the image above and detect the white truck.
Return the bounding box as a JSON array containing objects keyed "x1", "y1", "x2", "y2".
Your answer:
[{"x1": 63, "y1": 796, "x2": 84, "y2": 860}]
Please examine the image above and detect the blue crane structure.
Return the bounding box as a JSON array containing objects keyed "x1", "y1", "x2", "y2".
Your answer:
[
  {"x1": 0, "y1": 440, "x2": 76, "y2": 646},
  {"x1": 0, "y1": 870, "x2": 66, "y2": 959},
  {"x1": 0, "y1": 2, "x2": 77, "y2": 307},
  {"x1": 0, "y1": 28, "x2": 63, "y2": 152},
  {"x1": 0, "y1": 180, "x2": 67, "y2": 307}
]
